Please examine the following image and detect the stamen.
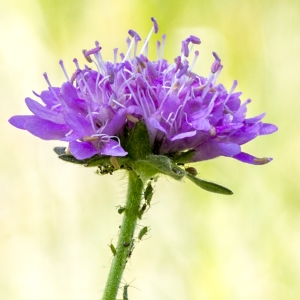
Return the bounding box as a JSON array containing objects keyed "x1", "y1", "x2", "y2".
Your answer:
[
  {"x1": 113, "y1": 48, "x2": 118, "y2": 67},
  {"x1": 212, "y1": 51, "x2": 221, "y2": 61},
  {"x1": 147, "y1": 61, "x2": 158, "y2": 78},
  {"x1": 224, "y1": 80, "x2": 238, "y2": 104},
  {"x1": 151, "y1": 17, "x2": 159, "y2": 34},
  {"x1": 140, "y1": 17, "x2": 158, "y2": 55},
  {"x1": 128, "y1": 30, "x2": 141, "y2": 41},
  {"x1": 122, "y1": 37, "x2": 135, "y2": 62},
  {"x1": 43, "y1": 73, "x2": 60, "y2": 102},
  {"x1": 157, "y1": 40, "x2": 161, "y2": 61},
  {"x1": 84, "y1": 45, "x2": 102, "y2": 57},
  {"x1": 136, "y1": 56, "x2": 146, "y2": 69},
  {"x1": 59, "y1": 60, "x2": 70, "y2": 82},
  {"x1": 174, "y1": 56, "x2": 182, "y2": 72},
  {"x1": 181, "y1": 39, "x2": 190, "y2": 57},
  {"x1": 133, "y1": 35, "x2": 140, "y2": 58},
  {"x1": 189, "y1": 35, "x2": 201, "y2": 44},
  {"x1": 107, "y1": 62, "x2": 114, "y2": 84},
  {"x1": 82, "y1": 50, "x2": 92, "y2": 63},
  {"x1": 126, "y1": 114, "x2": 139, "y2": 123},
  {"x1": 176, "y1": 64, "x2": 189, "y2": 79},
  {"x1": 158, "y1": 34, "x2": 166, "y2": 73},
  {"x1": 189, "y1": 50, "x2": 199, "y2": 71}
]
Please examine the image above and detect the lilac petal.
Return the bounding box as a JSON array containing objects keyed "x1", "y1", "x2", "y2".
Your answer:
[
  {"x1": 148, "y1": 117, "x2": 167, "y2": 133},
  {"x1": 192, "y1": 141, "x2": 241, "y2": 162},
  {"x1": 260, "y1": 123, "x2": 278, "y2": 135},
  {"x1": 69, "y1": 141, "x2": 99, "y2": 160},
  {"x1": 233, "y1": 99, "x2": 251, "y2": 122},
  {"x1": 245, "y1": 113, "x2": 266, "y2": 124},
  {"x1": 100, "y1": 140, "x2": 127, "y2": 156},
  {"x1": 40, "y1": 88, "x2": 60, "y2": 106},
  {"x1": 233, "y1": 152, "x2": 272, "y2": 165},
  {"x1": 170, "y1": 130, "x2": 196, "y2": 141},
  {"x1": 9, "y1": 115, "x2": 38, "y2": 130},
  {"x1": 102, "y1": 108, "x2": 127, "y2": 136},
  {"x1": 25, "y1": 98, "x2": 65, "y2": 124},
  {"x1": 24, "y1": 119, "x2": 70, "y2": 140},
  {"x1": 190, "y1": 119, "x2": 211, "y2": 131},
  {"x1": 64, "y1": 113, "x2": 93, "y2": 136}
]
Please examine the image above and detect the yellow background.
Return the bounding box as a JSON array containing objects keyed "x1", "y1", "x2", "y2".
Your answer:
[{"x1": 1, "y1": 0, "x2": 299, "y2": 299}]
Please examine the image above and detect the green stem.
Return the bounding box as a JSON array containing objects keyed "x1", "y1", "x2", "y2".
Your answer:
[{"x1": 102, "y1": 170, "x2": 144, "y2": 300}]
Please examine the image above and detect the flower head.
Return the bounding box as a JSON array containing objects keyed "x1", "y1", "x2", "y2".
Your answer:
[{"x1": 9, "y1": 18, "x2": 277, "y2": 165}]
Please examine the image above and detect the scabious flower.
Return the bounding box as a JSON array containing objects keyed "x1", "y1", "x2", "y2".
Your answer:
[{"x1": 9, "y1": 18, "x2": 277, "y2": 165}]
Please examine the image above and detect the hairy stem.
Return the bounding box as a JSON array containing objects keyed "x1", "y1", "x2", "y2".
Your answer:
[{"x1": 102, "y1": 170, "x2": 144, "y2": 300}]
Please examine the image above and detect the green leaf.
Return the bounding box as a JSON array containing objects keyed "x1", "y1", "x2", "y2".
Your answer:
[
  {"x1": 126, "y1": 121, "x2": 151, "y2": 160},
  {"x1": 186, "y1": 173, "x2": 233, "y2": 195},
  {"x1": 169, "y1": 150, "x2": 195, "y2": 164},
  {"x1": 133, "y1": 155, "x2": 185, "y2": 182}
]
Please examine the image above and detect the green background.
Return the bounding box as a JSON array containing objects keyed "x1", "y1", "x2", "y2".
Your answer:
[{"x1": 1, "y1": 0, "x2": 299, "y2": 299}]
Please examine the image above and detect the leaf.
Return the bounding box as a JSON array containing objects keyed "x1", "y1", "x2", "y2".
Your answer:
[
  {"x1": 186, "y1": 173, "x2": 233, "y2": 195},
  {"x1": 133, "y1": 155, "x2": 185, "y2": 182},
  {"x1": 169, "y1": 150, "x2": 195, "y2": 164}
]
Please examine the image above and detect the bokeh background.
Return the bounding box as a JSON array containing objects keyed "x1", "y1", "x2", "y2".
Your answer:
[{"x1": 1, "y1": 0, "x2": 299, "y2": 299}]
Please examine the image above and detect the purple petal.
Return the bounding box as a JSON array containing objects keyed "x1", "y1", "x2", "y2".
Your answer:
[
  {"x1": 9, "y1": 115, "x2": 38, "y2": 130},
  {"x1": 102, "y1": 108, "x2": 127, "y2": 136},
  {"x1": 100, "y1": 140, "x2": 127, "y2": 156},
  {"x1": 192, "y1": 141, "x2": 241, "y2": 162},
  {"x1": 260, "y1": 123, "x2": 278, "y2": 135},
  {"x1": 69, "y1": 141, "x2": 99, "y2": 160},
  {"x1": 245, "y1": 113, "x2": 266, "y2": 124},
  {"x1": 24, "y1": 119, "x2": 70, "y2": 140},
  {"x1": 233, "y1": 152, "x2": 272, "y2": 165},
  {"x1": 40, "y1": 88, "x2": 60, "y2": 106},
  {"x1": 170, "y1": 130, "x2": 196, "y2": 141},
  {"x1": 25, "y1": 98, "x2": 65, "y2": 124}
]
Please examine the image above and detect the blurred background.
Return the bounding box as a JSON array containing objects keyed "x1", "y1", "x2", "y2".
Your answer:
[{"x1": 1, "y1": 0, "x2": 299, "y2": 299}]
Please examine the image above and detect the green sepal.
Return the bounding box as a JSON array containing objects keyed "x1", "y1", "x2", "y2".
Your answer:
[
  {"x1": 186, "y1": 173, "x2": 233, "y2": 195},
  {"x1": 126, "y1": 121, "x2": 151, "y2": 160},
  {"x1": 132, "y1": 155, "x2": 185, "y2": 183}
]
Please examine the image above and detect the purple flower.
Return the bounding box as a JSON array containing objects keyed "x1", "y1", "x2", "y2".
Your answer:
[{"x1": 9, "y1": 18, "x2": 277, "y2": 164}]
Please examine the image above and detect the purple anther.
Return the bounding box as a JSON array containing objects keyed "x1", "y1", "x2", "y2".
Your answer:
[
  {"x1": 128, "y1": 29, "x2": 141, "y2": 41},
  {"x1": 136, "y1": 56, "x2": 146, "y2": 69},
  {"x1": 212, "y1": 51, "x2": 221, "y2": 61},
  {"x1": 174, "y1": 56, "x2": 182, "y2": 72},
  {"x1": 106, "y1": 63, "x2": 114, "y2": 84},
  {"x1": 181, "y1": 40, "x2": 189, "y2": 57},
  {"x1": 82, "y1": 49, "x2": 93, "y2": 63},
  {"x1": 211, "y1": 60, "x2": 221, "y2": 74},
  {"x1": 84, "y1": 46, "x2": 102, "y2": 57},
  {"x1": 189, "y1": 35, "x2": 201, "y2": 44},
  {"x1": 140, "y1": 54, "x2": 148, "y2": 62},
  {"x1": 73, "y1": 58, "x2": 80, "y2": 69},
  {"x1": 120, "y1": 53, "x2": 125, "y2": 60},
  {"x1": 151, "y1": 17, "x2": 158, "y2": 33},
  {"x1": 176, "y1": 64, "x2": 189, "y2": 79},
  {"x1": 70, "y1": 69, "x2": 81, "y2": 83}
]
